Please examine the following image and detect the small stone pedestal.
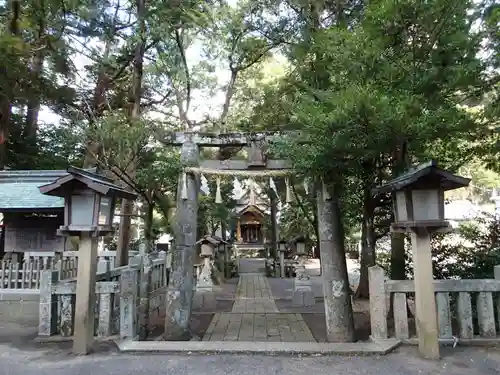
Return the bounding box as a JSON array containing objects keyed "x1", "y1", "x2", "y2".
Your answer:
[
  {"x1": 193, "y1": 257, "x2": 216, "y2": 310},
  {"x1": 292, "y1": 260, "x2": 314, "y2": 307}
]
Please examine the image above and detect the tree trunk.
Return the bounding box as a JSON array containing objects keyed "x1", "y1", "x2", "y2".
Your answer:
[
  {"x1": 143, "y1": 200, "x2": 154, "y2": 250},
  {"x1": 355, "y1": 185, "x2": 376, "y2": 299},
  {"x1": 0, "y1": 0, "x2": 21, "y2": 169},
  {"x1": 388, "y1": 144, "x2": 412, "y2": 317},
  {"x1": 270, "y1": 190, "x2": 278, "y2": 258},
  {"x1": 221, "y1": 221, "x2": 227, "y2": 241},
  {"x1": 82, "y1": 0, "x2": 122, "y2": 168},
  {"x1": 317, "y1": 181, "x2": 355, "y2": 342},
  {"x1": 24, "y1": 50, "x2": 45, "y2": 145},
  {"x1": 164, "y1": 142, "x2": 199, "y2": 339},
  {"x1": 115, "y1": 0, "x2": 146, "y2": 264},
  {"x1": 390, "y1": 142, "x2": 410, "y2": 280},
  {"x1": 390, "y1": 233, "x2": 406, "y2": 280},
  {"x1": 24, "y1": 0, "x2": 46, "y2": 146}
]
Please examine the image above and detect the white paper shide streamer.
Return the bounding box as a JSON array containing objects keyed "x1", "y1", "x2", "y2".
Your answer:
[
  {"x1": 181, "y1": 172, "x2": 188, "y2": 200},
  {"x1": 285, "y1": 177, "x2": 293, "y2": 203},
  {"x1": 269, "y1": 177, "x2": 277, "y2": 194},
  {"x1": 215, "y1": 176, "x2": 222, "y2": 204}
]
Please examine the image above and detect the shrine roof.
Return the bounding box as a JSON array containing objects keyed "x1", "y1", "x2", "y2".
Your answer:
[
  {"x1": 236, "y1": 204, "x2": 268, "y2": 217},
  {"x1": 372, "y1": 160, "x2": 470, "y2": 195},
  {"x1": 0, "y1": 170, "x2": 69, "y2": 211}
]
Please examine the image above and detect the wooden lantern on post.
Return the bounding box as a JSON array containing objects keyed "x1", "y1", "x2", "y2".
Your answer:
[
  {"x1": 373, "y1": 160, "x2": 470, "y2": 360},
  {"x1": 39, "y1": 166, "x2": 137, "y2": 355},
  {"x1": 375, "y1": 160, "x2": 470, "y2": 233},
  {"x1": 39, "y1": 167, "x2": 137, "y2": 237},
  {"x1": 278, "y1": 239, "x2": 287, "y2": 278},
  {"x1": 293, "y1": 235, "x2": 307, "y2": 255},
  {"x1": 278, "y1": 239, "x2": 287, "y2": 253}
]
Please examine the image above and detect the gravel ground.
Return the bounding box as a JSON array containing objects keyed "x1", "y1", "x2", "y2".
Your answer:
[
  {"x1": 1, "y1": 343, "x2": 500, "y2": 375},
  {"x1": 2, "y1": 313, "x2": 500, "y2": 375}
]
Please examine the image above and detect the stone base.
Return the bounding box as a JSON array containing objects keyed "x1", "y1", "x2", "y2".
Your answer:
[
  {"x1": 193, "y1": 290, "x2": 216, "y2": 310},
  {"x1": 115, "y1": 338, "x2": 402, "y2": 355},
  {"x1": 292, "y1": 289, "x2": 315, "y2": 307}
]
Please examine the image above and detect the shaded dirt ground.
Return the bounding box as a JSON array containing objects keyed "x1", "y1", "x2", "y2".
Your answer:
[
  {"x1": 149, "y1": 313, "x2": 215, "y2": 340},
  {"x1": 302, "y1": 312, "x2": 372, "y2": 342}
]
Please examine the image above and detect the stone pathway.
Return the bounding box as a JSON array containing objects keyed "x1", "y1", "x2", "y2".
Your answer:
[
  {"x1": 203, "y1": 274, "x2": 316, "y2": 342},
  {"x1": 232, "y1": 274, "x2": 277, "y2": 313}
]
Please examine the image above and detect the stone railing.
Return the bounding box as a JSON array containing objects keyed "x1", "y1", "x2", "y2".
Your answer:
[
  {"x1": 369, "y1": 265, "x2": 500, "y2": 344},
  {"x1": 0, "y1": 251, "x2": 141, "y2": 292},
  {"x1": 38, "y1": 252, "x2": 170, "y2": 340}
]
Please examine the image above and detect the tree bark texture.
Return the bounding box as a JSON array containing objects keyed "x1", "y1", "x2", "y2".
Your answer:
[
  {"x1": 270, "y1": 190, "x2": 278, "y2": 257},
  {"x1": 0, "y1": 0, "x2": 21, "y2": 168},
  {"x1": 316, "y1": 182, "x2": 355, "y2": 342},
  {"x1": 115, "y1": 0, "x2": 146, "y2": 263},
  {"x1": 355, "y1": 184, "x2": 376, "y2": 299},
  {"x1": 164, "y1": 140, "x2": 199, "y2": 339}
]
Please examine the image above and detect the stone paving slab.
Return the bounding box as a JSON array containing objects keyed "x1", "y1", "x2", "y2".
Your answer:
[
  {"x1": 233, "y1": 274, "x2": 278, "y2": 313},
  {"x1": 203, "y1": 312, "x2": 316, "y2": 342},
  {"x1": 115, "y1": 338, "x2": 402, "y2": 355}
]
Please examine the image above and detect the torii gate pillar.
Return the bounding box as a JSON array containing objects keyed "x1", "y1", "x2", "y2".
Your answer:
[{"x1": 164, "y1": 139, "x2": 200, "y2": 339}]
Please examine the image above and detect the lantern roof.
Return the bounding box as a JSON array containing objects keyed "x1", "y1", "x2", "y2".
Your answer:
[
  {"x1": 195, "y1": 235, "x2": 227, "y2": 246},
  {"x1": 289, "y1": 235, "x2": 307, "y2": 244},
  {"x1": 372, "y1": 160, "x2": 470, "y2": 195},
  {"x1": 38, "y1": 166, "x2": 137, "y2": 200}
]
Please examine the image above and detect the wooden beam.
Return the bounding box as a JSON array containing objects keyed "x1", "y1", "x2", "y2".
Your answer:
[
  {"x1": 160, "y1": 131, "x2": 307, "y2": 146},
  {"x1": 200, "y1": 159, "x2": 291, "y2": 170}
]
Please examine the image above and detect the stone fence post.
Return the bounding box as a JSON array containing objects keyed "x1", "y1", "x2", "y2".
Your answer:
[
  {"x1": 97, "y1": 258, "x2": 111, "y2": 274},
  {"x1": 138, "y1": 259, "x2": 152, "y2": 340},
  {"x1": 38, "y1": 270, "x2": 59, "y2": 336},
  {"x1": 495, "y1": 265, "x2": 500, "y2": 326},
  {"x1": 368, "y1": 266, "x2": 388, "y2": 340},
  {"x1": 120, "y1": 267, "x2": 138, "y2": 339},
  {"x1": 157, "y1": 250, "x2": 168, "y2": 285}
]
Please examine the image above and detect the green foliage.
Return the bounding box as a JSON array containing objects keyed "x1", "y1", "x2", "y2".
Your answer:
[
  {"x1": 376, "y1": 220, "x2": 500, "y2": 280},
  {"x1": 432, "y1": 220, "x2": 500, "y2": 280},
  {"x1": 272, "y1": 0, "x2": 484, "y2": 181},
  {"x1": 198, "y1": 176, "x2": 236, "y2": 236}
]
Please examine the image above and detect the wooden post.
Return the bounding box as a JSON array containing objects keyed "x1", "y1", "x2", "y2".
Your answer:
[
  {"x1": 279, "y1": 250, "x2": 285, "y2": 279},
  {"x1": 73, "y1": 232, "x2": 99, "y2": 355},
  {"x1": 236, "y1": 219, "x2": 241, "y2": 243},
  {"x1": 411, "y1": 230, "x2": 440, "y2": 360},
  {"x1": 494, "y1": 266, "x2": 500, "y2": 328}
]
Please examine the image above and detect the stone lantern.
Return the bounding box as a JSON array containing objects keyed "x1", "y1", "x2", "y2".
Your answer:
[
  {"x1": 39, "y1": 166, "x2": 137, "y2": 355},
  {"x1": 194, "y1": 235, "x2": 222, "y2": 309},
  {"x1": 291, "y1": 235, "x2": 314, "y2": 307},
  {"x1": 373, "y1": 160, "x2": 470, "y2": 360}
]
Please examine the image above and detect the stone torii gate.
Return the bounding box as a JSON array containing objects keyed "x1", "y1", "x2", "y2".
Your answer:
[{"x1": 162, "y1": 132, "x2": 354, "y2": 342}]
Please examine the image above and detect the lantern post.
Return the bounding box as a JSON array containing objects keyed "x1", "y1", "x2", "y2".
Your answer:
[
  {"x1": 292, "y1": 235, "x2": 314, "y2": 306},
  {"x1": 277, "y1": 239, "x2": 287, "y2": 278},
  {"x1": 373, "y1": 160, "x2": 470, "y2": 360},
  {"x1": 39, "y1": 167, "x2": 137, "y2": 355}
]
